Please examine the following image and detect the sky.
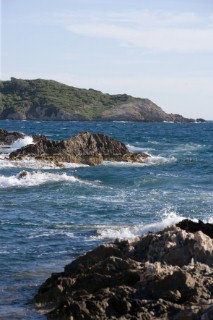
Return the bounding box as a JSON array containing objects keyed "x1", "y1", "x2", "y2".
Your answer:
[{"x1": 1, "y1": 0, "x2": 213, "y2": 120}]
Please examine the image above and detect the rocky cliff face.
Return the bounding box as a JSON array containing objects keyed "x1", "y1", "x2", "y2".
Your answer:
[
  {"x1": 9, "y1": 132, "x2": 149, "y2": 166},
  {"x1": 33, "y1": 219, "x2": 213, "y2": 320},
  {"x1": 0, "y1": 78, "x2": 199, "y2": 122}
]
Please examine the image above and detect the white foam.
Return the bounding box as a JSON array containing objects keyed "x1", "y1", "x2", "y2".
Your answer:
[
  {"x1": 126, "y1": 144, "x2": 147, "y2": 152},
  {"x1": 145, "y1": 155, "x2": 176, "y2": 165},
  {"x1": 0, "y1": 170, "x2": 102, "y2": 188},
  {"x1": 28, "y1": 230, "x2": 75, "y2": 239},
  {"x1": 113, "y1": 121, "x2": 128, "y2": 123},
  {"x1": 93, "y1": 211, "x2": 186, "y2": 240},
  {"x1": 61, "y1": 162, "x2": 89, "y2": 168},
  {"x1": 10, "y1": 136, "x2": 34, "y2": 150},
  {"x1": 206, "y1": 216, "x2": 213, "y2": 223},
  {"x1": 171, "y1": 143, "x2": 205, "y2": 154},
  {"x1": 103, "y1": 155, "x2": 176, "y2": 167},
  {"x1": 0, "y1": 171, "x2": 79, "y2": 188},
  {"x1": 0, "y1": 157, "x2": 88, "y2": 169}
]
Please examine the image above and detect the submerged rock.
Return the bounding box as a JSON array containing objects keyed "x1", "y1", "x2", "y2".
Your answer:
[
  {"x1": 17, "y1": 170, "x2": 28, "y2": 179},
  {"x1": 0, "y1": 128, "x2": 24, "y2": 145},
  {"x1": 33, "y1": 220, "x2": 213, "y2": 319},
  {"x1": 9, "y1": 132, "x2": 150, "y2": 165}
]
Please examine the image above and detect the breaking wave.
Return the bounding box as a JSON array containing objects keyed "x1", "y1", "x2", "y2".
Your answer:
[
  {"x1": 103, "y1": 155, "x2": 176, "y2": 167},
  {"x1": 0, "y1": 157, "x2": 88, "y2": 169},
  {"x1": 10, "y1": 136, "x2": 34, "y2": 150},
  {"x1": 93, "y1": 211, "x2": 188, "y2": 240},
  {"x1": 0, "y1": 171, "x2": 79, "y2": 188}
]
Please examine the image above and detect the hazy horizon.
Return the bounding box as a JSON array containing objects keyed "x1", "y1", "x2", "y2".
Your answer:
[{"x1": 1, "y1": 0, "x2": 213, "y2": 120}]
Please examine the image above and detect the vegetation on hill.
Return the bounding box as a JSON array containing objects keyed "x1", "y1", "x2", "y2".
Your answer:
[
  {"x1": 0, "y1": 78, "x2": 135, "y2": 119},
  {"x1": 0, "y1": 78, "x2": 195, "y2": 122}
]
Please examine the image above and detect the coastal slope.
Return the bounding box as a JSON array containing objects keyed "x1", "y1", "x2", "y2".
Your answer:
[
  {"x1": 33, "y1": 219, "x2": 213, "y2": 320},
  {"x1": 0, "y1": 78, "x2": 196, "y2": 122}
]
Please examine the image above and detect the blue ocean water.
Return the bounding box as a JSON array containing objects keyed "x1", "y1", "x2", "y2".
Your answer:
[{"x1": 0, "y1": 120, "x2": 212, "y2": 319}]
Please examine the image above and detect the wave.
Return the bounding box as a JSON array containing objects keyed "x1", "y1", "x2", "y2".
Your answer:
[
  {"x1": 10, "y1": 136, "x2": 34, "y2": 150},
  {"x1": 113, "y1": 121, "x2": 128, "y2": 123},
  {"x1": 0, "y1": 157, "x2": 88, "y2": 169},
  {"x1": 171, "y1": 143, "x2": 205, "y2": 154},
  {"x1": 145, "y1": 155, "x2": 176, "y2": 165},
  {"x1": 0, "y1": 170, "x2": 102, "y2": 189},
  {"x1": 126, "y1": 144, "x2": 148, "y2": 152},
  {"x1": 28, "y1": 229, "x2": 75, "y2": 239},
  {"x1": 206, "y1": 216, "x2": 213, "y2": 223},
  {"x1": 0, "y1": 171, "x2": 79, "y2": 188},
  {"x1": 103, "y1": 155, "x2": 176, "y2": 167},
  {"x1": 0, "y1": 135, "x2": 34, "y2": 155},
  {"x1": 93, "y1": 211, "x2": 188, "y2": 240}
]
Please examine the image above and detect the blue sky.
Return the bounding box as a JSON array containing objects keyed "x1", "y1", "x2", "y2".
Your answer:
[{"x1": 1, "y1": 0, "x2": 213, "y2": 119}]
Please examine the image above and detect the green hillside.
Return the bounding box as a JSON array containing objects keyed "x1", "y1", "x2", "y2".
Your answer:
[
  {"x1": 0, "y1": 78, "x2": 134, "y2": 120},
  {"x1": 0, "y1": 78, "x2": 195, "y2": 122}
]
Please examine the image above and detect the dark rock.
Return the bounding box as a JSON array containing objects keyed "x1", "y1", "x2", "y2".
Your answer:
[
  {"x1": 0, "y1": 107, "x2": 26, "y2": 120},
  {"x1": 9, "y1": 132, "x2": 150, "y2": 166},
  {"x1": 196, "y1": 118, "x2": 206, "y2": 123},
  {"x1": 17, "y1": 171, "x2": 28, "y2": 179},
  {"x1": 32, "y1": 134, "x2": 48, "y2": 143},
  {"x1": 33, "y1": 220, "x2": 213, "y2": 319},
  {"x1": 0, "y1": 128, "x2": 24, "y2": 145},
  {"x1": 176, "y1": 219, "x2": 213, "y2": 238}
]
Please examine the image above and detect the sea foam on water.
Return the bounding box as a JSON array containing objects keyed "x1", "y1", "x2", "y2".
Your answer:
[
  {"x1": 0, "y1": 171, "x2": 78, "y2": 188},
  {"x1": 94, "y1": 211, "x2": 187, "y2": 240}
]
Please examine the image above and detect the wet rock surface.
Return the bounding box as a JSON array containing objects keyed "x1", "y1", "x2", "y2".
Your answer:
[
  {"x1": 33, "y1": 220, "x2": 213, "y2": 319},
  {"x1": 0, "y1": 128, "x2": 24, "y2": 145},
  {"x1": 9, "y1": 132, "x2": 150, "y2": 165}
]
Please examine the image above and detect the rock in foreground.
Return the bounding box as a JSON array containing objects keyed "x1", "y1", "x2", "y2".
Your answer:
[
  {"x1": 34, "y1": 220, "x2": 213, "y2": 319},
  {"x1": 9, "y1": 132, "x2": 150, "y2": 165}
]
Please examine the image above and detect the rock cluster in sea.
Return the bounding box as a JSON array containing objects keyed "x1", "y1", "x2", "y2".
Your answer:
[
  {"x1": 0, "y1": 128, "x2": 24, "y2": 146},
  {"x1": 33, "y1": 220, "x2": 213, "y2": 320},
  {"x1": 8, "y1": 131, "x2": 149, "y2": 166}
]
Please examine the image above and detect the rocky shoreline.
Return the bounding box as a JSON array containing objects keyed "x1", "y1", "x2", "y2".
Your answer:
[
  {"x1": 33, "y1": 219, "x2": 213, "y2": 320},
  {"x1": 1, "y1": 129, "x2": 150, "y2": 166}
]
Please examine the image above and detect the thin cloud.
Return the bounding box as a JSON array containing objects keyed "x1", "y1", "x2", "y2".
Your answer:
[
  {"x1": 55, "y1": 10, "x2": 213, "y2": 53},
  {"x1": 66, "y1": 23, "x2": 213, "y2": 53},
  {"x1": 21, "y1": 9, "x2": 213, "y2": 53}
]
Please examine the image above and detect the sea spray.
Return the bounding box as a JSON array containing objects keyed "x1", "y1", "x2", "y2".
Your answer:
[
  {"x1": 0, "y1": 171, "x2": 103, "y2": 188},
  {"x1": 10, "y1": 136, "x2": 34, "y2": 150},
  {"x1": 93, "y1": 211, "x2": 187, "y2": 240},
  {"x1": 103, "y1": 155, "x2": 176, "y2": 167},
  {"x1": 0, "y1": 171, "x2": 78, "y2": 188}
]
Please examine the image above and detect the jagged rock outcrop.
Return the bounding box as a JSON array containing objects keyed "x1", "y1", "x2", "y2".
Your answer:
[
  {"x1": 9, "y1": 132, "x2": 150, "y2": 165},
  {"x1": 0, "y1": 128, "x2": 24, "y2": 145},
  {"x1": 33, "y1": 220, "x2": 213, "y2": 319}
]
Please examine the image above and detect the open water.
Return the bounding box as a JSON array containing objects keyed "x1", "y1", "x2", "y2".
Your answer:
[{"x1": 0, "y1": 120, "x2": 212, "y2": 319}]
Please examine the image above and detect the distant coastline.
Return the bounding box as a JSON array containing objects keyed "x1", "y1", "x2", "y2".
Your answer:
[{"x1": 0, "y1": 78, "x2": 204, "y2": 123}]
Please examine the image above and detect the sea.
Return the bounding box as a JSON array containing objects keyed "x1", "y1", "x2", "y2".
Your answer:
[{"x1": 0, "y1": 120, "x2": 212, "y2": 319}]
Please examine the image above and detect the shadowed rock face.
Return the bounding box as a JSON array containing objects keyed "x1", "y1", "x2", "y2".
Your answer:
[
  {"x1": 33, "y1": 220, "x2": 213, "y2": 319},
  {"x1": 176, "y1": 219, "x2": 213, "y2": 238},
  {"x1": 0, "y1": 128, "x2": 24, "y2": 145},
  {"x1": 9, "y1": 132, "x2": 150, "y2": 165}
]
